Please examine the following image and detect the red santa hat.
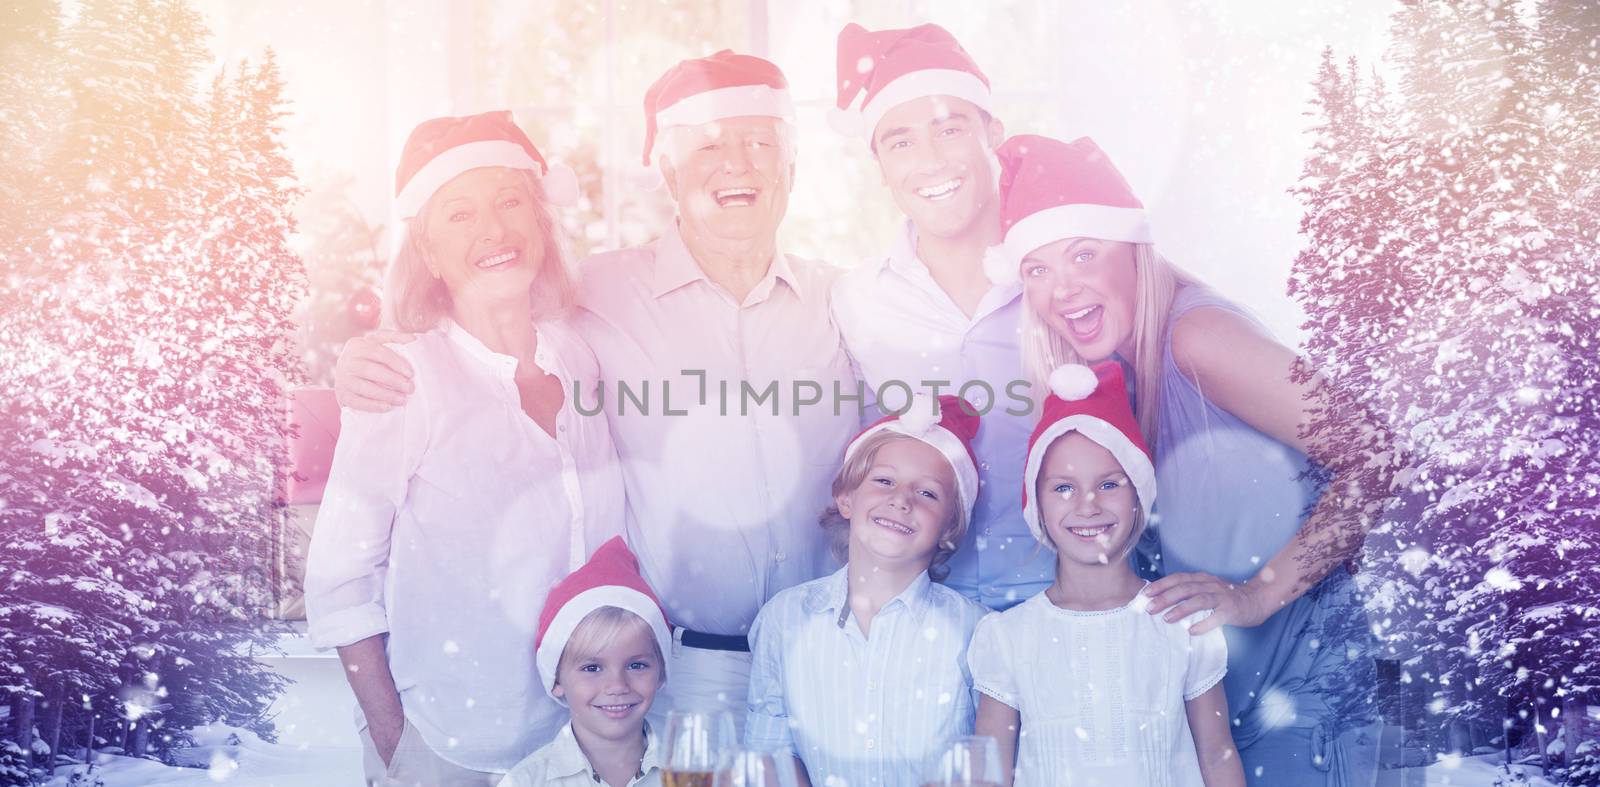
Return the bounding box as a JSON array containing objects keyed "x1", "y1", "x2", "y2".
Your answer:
[
  {"x1": 393, "y1": 110, "x2": 578, "y2": 219},
  {"x1": 1022, "y1": 362, "x2": 1156, "y2": 548},
  {"x1": 534, "y1": 537, "x2": 672, "y2": 703},
  {"x1": 844, "y1": 394, "x2": 982, "y2": 522},
  {"x1": 641, "y1": 49, "x2": 795, "y2": 167},
  {"x1": 831, "y1": 22, "x2": 993, "y2": 141},
  {"x1": 987, "y1": 135, "x2": 1152, "y2": 286}
]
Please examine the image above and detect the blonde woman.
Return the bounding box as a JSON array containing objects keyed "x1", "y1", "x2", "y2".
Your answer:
[
  {"x1": 305, "y1": 112, "x2": 623, "y2": 786},
  {"x1": 994, "y1": 134, "x2": 1377, "y2": 785}
]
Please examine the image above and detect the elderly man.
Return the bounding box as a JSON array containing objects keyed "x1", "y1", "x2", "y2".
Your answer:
[
  {"x1": 574, "y1": 50, "x2": 857, "y2": 727},
  {"x1": 334, "y1": 51, "x2": 856, "y2": 728}
]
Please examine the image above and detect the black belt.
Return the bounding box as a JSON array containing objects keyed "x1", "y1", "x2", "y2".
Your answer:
[{"x1": 679, "y1": 628, "x2": 750, "y2": 653}]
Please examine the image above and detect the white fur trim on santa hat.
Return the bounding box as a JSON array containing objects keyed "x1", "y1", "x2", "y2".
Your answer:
[
  {"x1": 1003, "y1": 204, "x2": 1153, "y2": 262},
  {"x1": 654, "y1": 83, "x2": 794, "y2": 138},
  {"x1": 396, "y1": 140, "x2": 539, "y2": 219},
  {"x1": 828, "y1": 105, "x2": 864, "y2": 136},
  {"x1": 855, "y1": 69, "x2": 992, "y2": 142},
  {"x1": 1021, "y1": 414, "x2": 1156, "y2": 549},
  {"x1": 846, "y1": 414, "x2": 979, "y2": 523},
  {"x1": 982, "y1": 245, "x2": 1018, "y2": 287},
  {"x1": 1049, "y1": 364, "x2": 1100, "y2": 402},
  {"x1": 535, "y1": 586, "x2": 673, "y2": 704}
]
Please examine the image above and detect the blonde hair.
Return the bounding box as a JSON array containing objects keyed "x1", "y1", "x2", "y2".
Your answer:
[
  {"x1": 1021, "y1": 243, "x2": 1197, "y2": 448},
  {"x1": 555, "y1": 606, "x2": 666, "y2": 681},
  {"x1": 384, "y1": 168, "x2": 577, "y2": 332},
  {"x1": 818, "y1": 431, "x2": 970, "y2": 581}
]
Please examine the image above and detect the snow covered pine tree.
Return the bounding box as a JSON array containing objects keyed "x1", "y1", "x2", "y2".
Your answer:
[
  {"x1": 1293, "y1": 1, "x2": 1600, "y2": 781},
  {"x1": 1, "y1": 0, "x2": 304, "y2": 776}
]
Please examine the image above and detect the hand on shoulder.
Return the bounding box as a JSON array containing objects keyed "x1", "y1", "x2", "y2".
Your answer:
[{"x1": 334, "y1": 330, "x2": 418, "y2": 412}]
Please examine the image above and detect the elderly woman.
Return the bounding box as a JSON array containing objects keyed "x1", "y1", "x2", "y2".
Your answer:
[
  {"x1": 305, "y1": 111, "x2": 623, "y2": 786},
  {"x1": 995, "y1": 134, "x2": 1379, "y2": 786}
]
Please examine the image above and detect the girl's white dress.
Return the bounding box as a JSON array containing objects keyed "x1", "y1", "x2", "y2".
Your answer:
[{"x1": 967, "y1": 588, "x2": 1227, "y2": 787}]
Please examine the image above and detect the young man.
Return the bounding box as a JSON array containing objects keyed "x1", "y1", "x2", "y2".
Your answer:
[{"x1": 827, "y1": 23, "x2": 1053, "y2": 609}]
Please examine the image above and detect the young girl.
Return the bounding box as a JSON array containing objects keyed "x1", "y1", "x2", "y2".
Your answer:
[
  {"x1": 968, "y1": 363, "x2": 1244, "y2": 787},
  {"x1": 502, "y1": 537, "x2": 672, "y2": 787},
  {"x1": 745, "y1": 395, "x2": 991, "y2": 787}
]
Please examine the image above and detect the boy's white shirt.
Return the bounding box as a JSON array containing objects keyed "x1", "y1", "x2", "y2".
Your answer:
[
  {"x1": 499, "y1": 722, "x2": 662, "y2": 787},
  {"x1": 745, "y1": 566, "x2": 990, "y2": 787}
]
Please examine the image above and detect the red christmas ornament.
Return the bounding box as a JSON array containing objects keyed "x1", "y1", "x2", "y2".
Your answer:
[{"x1": 348, "y1": 287, "x2": 380, "y2": 331}]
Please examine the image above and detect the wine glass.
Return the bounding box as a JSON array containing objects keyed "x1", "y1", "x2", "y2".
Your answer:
[
  {"x1": 920, "y1": 735, "x2": 1004, "y2": 787},
  {"x1": 662, "y1": 710, "x2": 736, "y2": 787},
  {"x1": 713, "y1": 748, "x2": 800, "y2": 787}
]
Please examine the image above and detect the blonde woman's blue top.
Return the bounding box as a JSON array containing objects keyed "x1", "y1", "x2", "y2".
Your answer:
[{"x1": 1149, "y1": 286, "x2": 1378, "y2": 785}]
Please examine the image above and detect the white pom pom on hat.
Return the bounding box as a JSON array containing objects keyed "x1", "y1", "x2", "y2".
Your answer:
[
  {"x1": 895, "y1": 392, "x2": 941, "y2": 436},
  {"x1": 1049, "y1": 364, "x2": 1100, "y2": 402},
  {"x1": 1021, "y1": 362, "x2": 1157, "y2": 549},
  {"x1": 982, "y1": 245, "x2": 1018, "y2": 287},
  {"x1": 540, "y1": 162, "x2": 580, "y2": 207}
]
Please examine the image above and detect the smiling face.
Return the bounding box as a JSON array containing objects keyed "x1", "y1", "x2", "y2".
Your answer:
[
  {"x1": 1035, "y1": 431, "x2": 1141, "y2": 567},
  {"x1": 420, "y1": 166, "x2": 546, "y2": 314},
  {"x1": 660, "y1": 116, "x2": 793, "y2": 246},
  {"x1": 1021, "y1": 237, "x2": 1141, "y2": 362},
  {"x1": 553, "y1": 609, "x2": 663, "y2": 744},
  {"x1": 836, "y1": 436, "x2": 958, "y2": 571},
  {"x1": 873, "y1": 95, "x2": 1004, "y2": 241}
]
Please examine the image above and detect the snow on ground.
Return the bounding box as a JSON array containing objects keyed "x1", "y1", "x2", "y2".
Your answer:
[
  {"x1": 46, "y1": 734, "x2": 358, "y2": 787},
  {"x1": 1398, "y1": 753, "x2": 1555, "y2": 786},
  {"x1": 47, "y1": 633, "x2": 364, "y2": 786}
]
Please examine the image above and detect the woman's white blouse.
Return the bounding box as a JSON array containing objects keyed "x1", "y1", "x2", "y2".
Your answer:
[
  {"x1": 305, "y1": 318, "x2": 625, "y2": 772},
  {"x1": 967, "y1": 589, "x2": 1227, "y2": 787}
]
